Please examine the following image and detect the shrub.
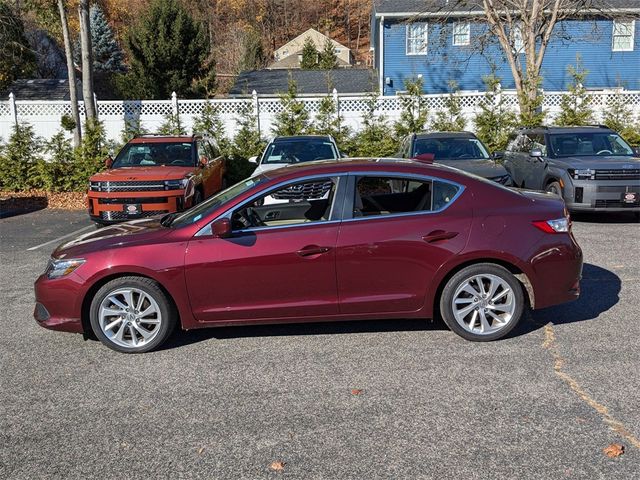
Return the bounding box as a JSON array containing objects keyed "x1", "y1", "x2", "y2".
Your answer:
[
  {"x1": 158, "y1": 113, "x2": 186, "y2": 135},
  {"x1": 350, "y1": 93, "x2": 397, "y2": 157},
  {"x1": 474, "y1": 74, "x2": 518, "y2": 152},
  {"x1": 193, "y1": 102, "x2": 231, "y2": 154},
  {"x1": 312, "y1": 94, "x2": 351, "y2": 150},
  {"x1": 394, "y1": 77, "x2": 428, "y2": 138},
  {"x1": 555, "y1": 55, "x2": 594, "y2": 126},
  {"x1": 38, "y1": 131, "x2": 75, "y2": 192},
  {"x1": 602, "y1": 90, "x2": 640, "y2": 146},
  {"x1": 68, "y1": 119, "x2": 108, "y2": 191},
  {"x1": 271, "y1": 79, "x2": 310, "y2": 136},
  {"x1": 121, "y1": 117, "x2": 147, "y2": 144},
  {"x1": 0, "y1": 122, "x2": 43, "y2": 191},
  {"x1": 431, "y1": 80, "x2": 466, "y2": 132}
]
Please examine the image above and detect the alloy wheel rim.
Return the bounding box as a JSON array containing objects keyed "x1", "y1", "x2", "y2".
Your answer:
[
  {"x1": 98, "y1": 288, "x2": 162, "y2": 348},
  {"x1": 451, "y1": 274, "x2": 516, "y2": 335}
]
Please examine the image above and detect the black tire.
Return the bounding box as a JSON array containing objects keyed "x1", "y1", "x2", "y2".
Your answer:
[
  {"x1": 89, "y1": 276, "x2": 177, "y2": 353},
  {"x1": 192, "y1": 189, "x2": 203, "y2": 206},
  {"x1": 439, "y1": 263, "x2": 525, "y2": 342},
  {"x1": 545, "y1": 181, "x2": 562, "y2": 197}
]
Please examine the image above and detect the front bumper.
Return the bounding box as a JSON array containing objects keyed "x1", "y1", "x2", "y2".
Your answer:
[
  {"x1": 87, "y1": 189, "x2": 189, "y2": 224},
  {"x1": 564, "y1": 179, "x2": 640, "y2": 212},
  {"x1": 33, "y1": 273, "x2": 85, "y2": 333}
]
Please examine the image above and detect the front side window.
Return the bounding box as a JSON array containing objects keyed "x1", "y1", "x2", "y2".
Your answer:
[
  {"x1": 261, "y1": 139, "x2": 339, "y2": 165},
  {"x1": 412, "y1": 137, "x2": 490, "y2": 160},
  {"x1": 113, "y1": 142, "x2": 195, "y2": 168},
  {"x1": 231, "y1": 177, "x2": 338, "y2": 230},
  {"x1": 406, "y1": 22, "x2": 428, "y2": 55},
  {"x1": 549, "y1": 132, "x2": 634, "y2": 157},
  {"x1": 453, "y1": 22, "x2": 470, "y2": 46},
  {"x1": 612, "y1": 20, "x2": 635, "y2": 52},
  {"x1": 527, "y1": 134, "x2": 547, "y2": 155}
]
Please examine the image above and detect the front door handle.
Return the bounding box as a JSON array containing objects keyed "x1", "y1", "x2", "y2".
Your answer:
[
  {"x1": 422, "y1": 230, "x2": 459, "y2": 243},
  {"x1": 296, "y1": 245, "x2": 332, "y2": 257}
]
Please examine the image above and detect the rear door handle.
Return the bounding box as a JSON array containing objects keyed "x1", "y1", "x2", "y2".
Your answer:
[
  {"x1": 422, "y1": 230, "x2": 459, "y2": 243},
  {"x1": 296, "y1": 245, "x2": 332, "y2": 257}
]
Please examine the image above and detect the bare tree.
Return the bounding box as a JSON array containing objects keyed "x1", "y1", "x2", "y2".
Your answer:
[
  {"x1": 57, "y1": 0, "x2": 81, "y2": 146},
  {"x1": 78, "y1": 0, "x2": 96, "y2": 120}
]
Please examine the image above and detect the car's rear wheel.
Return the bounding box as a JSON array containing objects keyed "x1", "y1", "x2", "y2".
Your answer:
[
  {"x1": 439, "y1": 264, "x2": 524, "y2": 341},
  {"x1": 545, "y1": 181, "x2": 562, "y2": 197},
  {"x1": 89, "y1": 276, "x2": 177, "y2": 353}
]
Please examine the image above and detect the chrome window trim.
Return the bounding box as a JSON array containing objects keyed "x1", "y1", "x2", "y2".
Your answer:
[
  {"x1": 343, "y1": 171, "x2": 465, "y2": 224},
  {"x1": 195, "y1": 173, "x2": 347, "y2": 237}
]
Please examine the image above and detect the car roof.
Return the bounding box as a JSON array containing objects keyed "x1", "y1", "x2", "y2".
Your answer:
[
  {"x1": 520, "y1": 126, "x2": 615, "y2": 135},
  {"x1": 272, "y1": 135, "x2": 333, "y2": 142},
  {"x1": 260, "y1": 157, "x2": 469, "y2": 181},
  {"x1": 414, "y1": 131, "x2": 478, "y2": 139},
  {"x1": 129, "y1": 135, "x2": 198, "y2": 144}
]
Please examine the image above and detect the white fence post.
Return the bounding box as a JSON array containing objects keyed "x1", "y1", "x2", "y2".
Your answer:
[
  {"x1": 252, "y1": 90, "x2": 261, "y2": 136},
  {"x1": 8, "y1": 92, "x2": 17, "y2": 127},
  {"x1": 171, "y1": 91, "x2": 178, "y2": 116}
]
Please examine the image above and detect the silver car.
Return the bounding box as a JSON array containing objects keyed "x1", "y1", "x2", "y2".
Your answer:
[{"x1": 503, "y1": 126, "x2": 640, "y2": 213}]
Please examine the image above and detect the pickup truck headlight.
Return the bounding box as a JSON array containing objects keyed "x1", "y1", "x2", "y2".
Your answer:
[
  {"x1": 568, "y1": 168, "x2": 595, "y2": 180},
  {"x1": 45, "y1": 258, "x2": 85, "y2": 279},
  {"x1": 164, "y1": 179, "x2": 190, "y2": 190}
]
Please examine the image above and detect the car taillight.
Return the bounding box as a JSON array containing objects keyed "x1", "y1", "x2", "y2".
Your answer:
[{"x1": 532, "y1": 217, "x2": 570, "y2": 233}]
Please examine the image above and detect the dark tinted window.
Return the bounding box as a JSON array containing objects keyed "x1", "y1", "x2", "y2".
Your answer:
[
  {"x1": 412, "y1": 137, "x2": 490, "y2": 160},
  {"x1": 113, "y1": 142, "x2": 195, "y2": 168},
  {"x1": 261, "y1": 139, "x2": 339, "y2": 164},
  {"x1": 549, "y1": 132, "x2": 633, "y2": 157}
]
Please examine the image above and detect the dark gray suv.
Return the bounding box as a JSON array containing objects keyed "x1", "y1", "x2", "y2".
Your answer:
[{"x1": 503, "y1": 126, "x2": 640, "y2": 213}]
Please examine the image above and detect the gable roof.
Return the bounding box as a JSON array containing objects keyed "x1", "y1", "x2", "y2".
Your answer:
[
  {"x1": 1, "y1": 79, "x2": 84, "y2": 101},
  {"x1": 229, "y1": 69, "x2": 378, "y2": 96},
  {"x1": 275, "y1": 28, "x2": 349, "y2": 56},
  {"x1": 373, "y1": 0, "x2": 640, "y2": 16},
  {"x1": 268, "y1": 53, "x2": 351, "y2": 70}
]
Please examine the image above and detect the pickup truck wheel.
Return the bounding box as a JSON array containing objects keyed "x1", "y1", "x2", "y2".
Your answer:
[
  {"x1": 439, "y1": 263, "x2": 524, "y2": 342},
  {"x1": 545, "y1": 181, "x2": 562, "y2": 197}
]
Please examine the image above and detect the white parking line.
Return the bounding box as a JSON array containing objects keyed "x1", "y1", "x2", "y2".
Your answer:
[{"x1": 27, "y1": 225, "x2": 94, "y2": 251}]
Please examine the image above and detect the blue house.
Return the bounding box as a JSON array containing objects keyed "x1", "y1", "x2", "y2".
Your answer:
[{"x1": 371, "y1": 0, "x2": 640, "y2": 95}]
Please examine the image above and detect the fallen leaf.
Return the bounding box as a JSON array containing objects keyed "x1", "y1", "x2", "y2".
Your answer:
[
  {"x1": 269, "y1": 461, "x2": 286, "y2": 472},
  {"x1": 603, "y1": 443, "x2": 624, "y2": 458},
  {"x1": 351, "y1": 389, "x2": 363, "y2": 395},
  {"x1": 197, "y1": 447, "x2": 205, "y2": 455}
]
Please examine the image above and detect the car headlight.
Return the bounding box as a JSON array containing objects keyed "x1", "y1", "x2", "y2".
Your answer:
[
  {"x1": 164, "y1": 178, "x2": 190, "y2": 190},
  {"x1": 568, "y1": 168, "x2": 595, "y2": 180},
  {"x1": 490, "y1": 174, "x2": 512, "y2": 185},
  {"x1": 45, "y1": 258, "x2": 85, "y2": 279}
]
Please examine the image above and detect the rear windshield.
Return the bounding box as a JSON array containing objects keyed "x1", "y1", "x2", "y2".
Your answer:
[
  {"x1": 412, "y1": 137, "x2": 490, "y2": 160},
  {"x1": 113, "y1": 142, "x2": 196, "y2": 168},
  {"x1": 549, "y1": 133, "x2": 633, "y2": 157},
  {"x1": 261, "y1": 139, "x2": 339, "y2": 164}
]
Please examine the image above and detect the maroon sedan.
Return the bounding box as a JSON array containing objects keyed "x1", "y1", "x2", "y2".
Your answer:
[{"x1": 34, "y1": 159, "x2": 582, "y2": 353}]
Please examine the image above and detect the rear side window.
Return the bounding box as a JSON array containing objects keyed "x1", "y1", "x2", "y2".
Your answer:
[{"x1": 354, "y1": 176, "x2": 460, "y2": 217}]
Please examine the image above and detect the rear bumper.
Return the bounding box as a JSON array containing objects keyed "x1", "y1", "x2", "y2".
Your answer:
[
  {"x1": 33, "y1": 273, "x2": 85, "y2": 333},
  {"x1": 564, "y1": 179, "x2": 640, "y2": 212},
  {"x1": 87, "y1": 190, "x2": 189, "y2": 223}
]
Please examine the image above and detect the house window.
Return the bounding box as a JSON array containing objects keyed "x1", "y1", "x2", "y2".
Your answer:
[
  {"x1": 406, "y1": 22, "x2": 428, "y2": 55},
  {"x1": 452, "y1": 22, "x2": 470, "y2": 46},
  {"x1": 512, "y1": 24, "x2": 524, "y2": 53},
  {"x1": 612, "y1": 20, "x2": 635, "y2": 51}
]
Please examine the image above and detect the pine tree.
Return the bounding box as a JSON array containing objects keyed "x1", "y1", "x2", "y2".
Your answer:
[
  {"x1": 239, "y1": 29, "x2": 265, "y2": 72},
  {"x1": 318, "y1": 39, "x2": 338, "y2": 70},
  {"x1": 230, "y1": 101, "x2": 265, "y2": 182},
  {"x1": 351, "y1": 93, "x2": 397, "y2": 157},
  {"x1": 120, "y1": 0, "x2": 211, "y2": 99},
  {"x1": 193, "y1": 102, "x2": 231, "y2": 154},
  {"x1": 88, "y1": 4, "x2": 125, "y2": 73},
  {"x1": 120, "y1": 117, "x2": 147, "y2": 144},
  {"x1": 0, "y1": 2, "x2": 36, "y2": 91},
  {"x1": 312, "y1": 94, "x2": 351, "y2": 148},
  {"x1": 394, "y1": 77, "x2": 428, "y2": 138},
  {"x1": 300, "y1": 37, "x2": 318, "y2": 69},
  {"x1": 556, "y1": 55, "x2": 594, "y2": 126},
  {"x1": 0, "y1": 122, "x2": 42, "y2": 191},
  {"x1": 41, "y1": 132, "x2": 75, "y2": 192},
  {"x1": 473, "y1": 75, "x2": 518, "y2": 152},
  {"x1": 158, "y1": 113, "x2": 186, "y2": 135},
  {"x1": 431, "y1": 81, "x2": 467, "y2": 132},
  {"x1": 271, "y1": 79, "x2": 310, "y2": 136}
]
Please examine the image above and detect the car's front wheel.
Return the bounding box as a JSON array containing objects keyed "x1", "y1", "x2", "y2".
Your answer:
[
  {"x1": 545, "y1": 181, "x2": 562, "y2": 197},
  {"x1": 439, "y1": 264, "x2": 524, "y2": 341},
  {"x1": 89, "y1": 276, "x2": 177, "y2": 353}
]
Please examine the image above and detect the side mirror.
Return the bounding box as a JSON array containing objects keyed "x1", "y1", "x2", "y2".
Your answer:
[
  {"x1": 248, "y1": 156, "x2": 258, "y2": 164},
  {"x1": 492, "y1": 151, "x2": 504, "y2": 160},
  {"x1": 104, "y1": 156, "x2": 113, "y2": 169},
  {"x1": 530, "y1": 148, "x2": 544, "y2": 158},
  {"x1": 212, "y1": 218, "x2": 232, "y2": 238},
  {"x1": 633, "y1": 147, "x2": 640, "y2": 156},
  {"x1": 199, "y1": 157, "x2": 208, "y2": 168}
]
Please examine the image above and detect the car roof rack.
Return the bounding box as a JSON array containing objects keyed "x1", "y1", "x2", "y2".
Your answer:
[{"x1": 134, "y1": 133, "x2": 200, "y2": 138}]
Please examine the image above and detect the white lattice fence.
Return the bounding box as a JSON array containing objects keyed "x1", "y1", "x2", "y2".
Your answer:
[{"x1": 1, "y1": 89, "x2": 639, "y2": 144}]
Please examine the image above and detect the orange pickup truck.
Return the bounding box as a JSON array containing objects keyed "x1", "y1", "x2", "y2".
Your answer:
[{"x1": 87, "y1": 135, "x2": 226, "y2": 225}]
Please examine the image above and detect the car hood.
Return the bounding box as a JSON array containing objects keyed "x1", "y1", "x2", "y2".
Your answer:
[
  {"x1": 90, "y1": 166, "x2": 194, "y2": 182},
  {"x1": 436, "y1": 159, "x2": 508, "y2": 178},
  {"x1": 52, "y1": 218, "x2": 172, "y2": 258},
  {"x1": 556, "y1": 155, "x2": 640, "y2": 169}
]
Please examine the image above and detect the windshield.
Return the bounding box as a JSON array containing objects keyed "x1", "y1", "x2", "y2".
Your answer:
[
  {"x1": 170, "y1": 175, "x2": 268, "y2": 227},
  {"x1": 261, "y1": 139, "x2": 339, "y2": 165},
  {"x1": 549, "y1": 132, "x2": 634, "y2": 157},
  {"x1": 412, "y1": 138, "x2": 490, "y2": 160},
  {"x1": 113, "y1": 142, "x2": 196, "y2": 168}
]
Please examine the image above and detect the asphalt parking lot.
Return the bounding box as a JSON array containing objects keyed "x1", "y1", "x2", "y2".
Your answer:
[{"x1": 1, "y1": 208, "x2": 639, "y2": 479}]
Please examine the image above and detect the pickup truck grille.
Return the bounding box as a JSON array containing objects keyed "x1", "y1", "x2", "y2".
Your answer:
[
  {"x1": 98, "y1": 197, "x2": 169, "y2": 204},
  {"x1": 594, "y1": 169, "x2": 640, "y2": 181},
  {"x1": 92, "y1": 181, "x2": 165, "y2": 192},
  {"x1": 100, "y1": 210, "x2": 167, "y2": 220},
  {"x1": 272, "y1": 180, "x2": 333, "y2": 200}
]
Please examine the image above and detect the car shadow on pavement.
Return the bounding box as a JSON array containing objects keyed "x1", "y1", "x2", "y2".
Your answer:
[
  {"x1": 0, "y1": 195, "x2": 48, "y2": 219},
  {"x1": 161, "y1": 263, "x2": 619, "y2": 350},
  {"x1": 572, "y1": 212, "x2": 639, "y2": 224},
  {"x1": 508, "y1": 262, "x2": 621, "y2": 338}
]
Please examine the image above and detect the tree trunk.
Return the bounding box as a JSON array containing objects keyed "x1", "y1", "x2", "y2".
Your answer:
[
  {"x1": 57, "y1": 0, "x2": 81, "y2": 146},
  {"x1": 78, "y1": 0, "x2": 96, "y2": 120}
]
